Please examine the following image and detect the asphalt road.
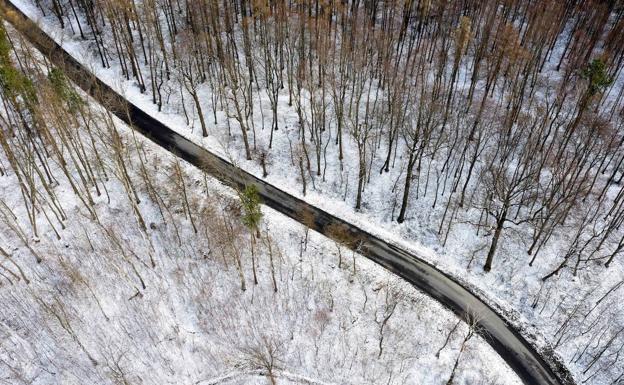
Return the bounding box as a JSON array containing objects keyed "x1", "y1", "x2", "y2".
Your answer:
[{"x1": 1, "y1": 2, "x2": 575, "y2": 385}]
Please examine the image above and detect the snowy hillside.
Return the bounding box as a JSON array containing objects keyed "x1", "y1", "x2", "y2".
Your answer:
[{"x1": 0, "y1": 25, "x2": 519, "y2": 385}]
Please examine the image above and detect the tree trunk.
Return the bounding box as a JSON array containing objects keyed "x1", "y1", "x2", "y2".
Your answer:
[
  {"x1": 398, "y1": 150, "x2": 416, "y2": 223},
  {"x1": 484, "y1": 208, "x2": 507, "y2": 272}
]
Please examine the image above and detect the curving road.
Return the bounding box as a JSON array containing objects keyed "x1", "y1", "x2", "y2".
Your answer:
[{"x1": 1, "y1": 2, "x2": 575, "y2": 385}]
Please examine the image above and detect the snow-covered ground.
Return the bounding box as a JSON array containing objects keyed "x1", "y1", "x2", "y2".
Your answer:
[
  {"x1": 6, "y1": 1, "x2": 624, "y2": 384},
  {"x1": 0, "y1": 28, "x2": 522, "y2": 384}
]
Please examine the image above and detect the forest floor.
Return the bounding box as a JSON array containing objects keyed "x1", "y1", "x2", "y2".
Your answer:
[{"x1": 8, "y1": 1, "x2": 624, "y2": 384}]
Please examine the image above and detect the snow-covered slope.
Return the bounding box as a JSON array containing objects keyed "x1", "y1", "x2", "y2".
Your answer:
[{"x1": 0, "y1": 28, "x2": 520, "y2": 384}]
